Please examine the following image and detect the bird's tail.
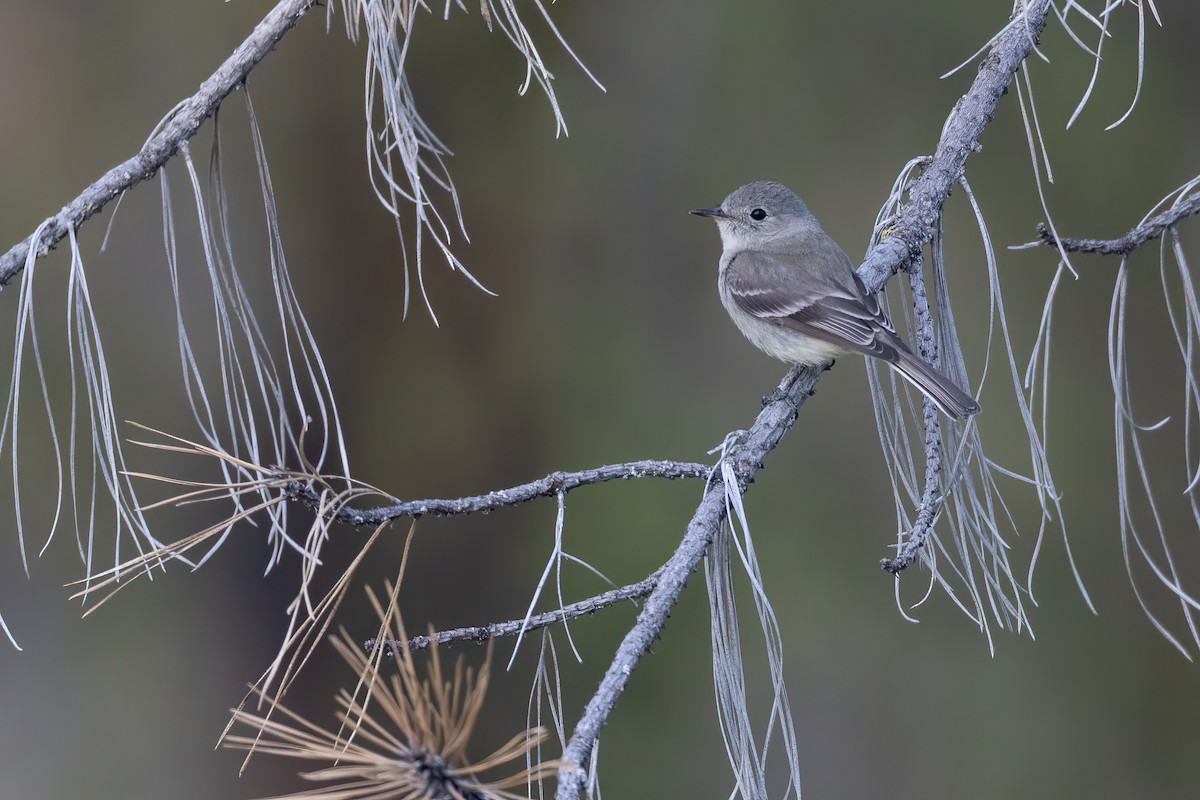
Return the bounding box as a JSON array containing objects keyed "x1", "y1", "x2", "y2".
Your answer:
[{"x1": 889, "y1": 345, "x2": 980, "y2": 421}]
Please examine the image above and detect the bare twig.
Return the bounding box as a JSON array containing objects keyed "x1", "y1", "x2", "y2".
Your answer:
[
  {"x1": 882, "y1": 255, "x2": 944, "y2": 575},
  {"x1": 283, "y1": 460, "x2": 711, "y2": 525},
  {"x1": 0, "y1": 0, "x2": 320, "y2": 287},
  {"x1": 1033, "y1": 191, "x2": 1200, "y2": 255},
  {"x1": 366, "y1": 568, "x2": 663, "y2": 654}
]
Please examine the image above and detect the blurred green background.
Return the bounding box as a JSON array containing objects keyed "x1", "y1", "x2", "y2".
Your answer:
[{"x1": 1, "y1": 1, "x2": 1199, "y2": 798}]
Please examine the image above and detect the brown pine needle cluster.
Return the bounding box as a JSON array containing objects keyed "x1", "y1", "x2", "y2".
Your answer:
[
  {"x1": 67, "y1": 422, "x2": 387, "y2": 615},
  {"x1": 225, "y1": 583, "x2": 556, "y2": 800},
  {"x1": 68, "y1": 421, "x2": 410, "y2": 738}
]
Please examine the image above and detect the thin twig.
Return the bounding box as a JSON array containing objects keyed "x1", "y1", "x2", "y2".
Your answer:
[
  {"x1": 0, "y1": 0, "x2": 320, "y2": 287},
  {"x1": 557, "y1": 1, "x2": 1050, "y2": 795},
  {"x1": 366, "y1": 568, "x2": 664, "y2": 654},
  {"x1": 882, "y1": 254, "x2": 944, "y2": 575},
  {"x1": 1033, "y1": 191, "x2": 1200, "y2": 255},
  {"x1": 283, "y1": 460, "x2": 711, "y2": 525}
]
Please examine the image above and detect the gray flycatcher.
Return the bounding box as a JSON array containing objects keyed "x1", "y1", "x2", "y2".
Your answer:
[{"x1": 692, "y1": 180, "x2": 979, "y2": 420}]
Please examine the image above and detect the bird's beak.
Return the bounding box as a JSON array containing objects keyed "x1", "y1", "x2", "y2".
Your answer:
[{"x1": 690, "y1": 207, "x2": 731, "y2": 219}]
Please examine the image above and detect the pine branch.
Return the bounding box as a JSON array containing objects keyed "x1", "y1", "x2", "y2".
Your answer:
[
  {"x1": 365, "y1": 567, "x2": 663, "y2": 654},
  {"x1": 283, "y1": 460, "x2": 711, "y2": 525},
  {"x1": 1033, "y1": 190, "x2": 1200, "y2": 255},
  {"x1": 882, "y1": 255, "x2": 944, "y2": 575},
  {"x1": 556, "y1": 1, "x2": 1050, "y2": 795},
  {"x1": 0, "y1": 0, "x2": 1051, "y2": 792},
  {"x1": 556, "y1": 365, "x2": 818, "y2": 798},
  {"x1": 0, "y1": 0, "x2": 320, "y2": 287},
  {"x1": 857, "y1": 1, "x2": 1049, "y2": 292}
]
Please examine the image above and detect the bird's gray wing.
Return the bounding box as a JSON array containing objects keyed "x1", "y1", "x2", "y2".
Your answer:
[{"x1": 724, "y1": 244, "x2": 901, "y2": 361}]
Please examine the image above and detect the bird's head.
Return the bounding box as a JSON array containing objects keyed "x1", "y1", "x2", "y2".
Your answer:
[{"x1": 690, "y1": 180, "x2": 816, "y2": 251}]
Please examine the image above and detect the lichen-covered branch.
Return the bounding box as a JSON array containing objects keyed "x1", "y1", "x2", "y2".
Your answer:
[
  {"x1": 557, "y1": 2, "x2": 1050, "y2": 795},
  {"x1": 857, "y1": 0, "x2": 1049, "y2": 292},
  {"x1": 366, "y1": 568, "x2": 663, "y2": 654},
  {"x1": 556, "y1": 366, "x2": 819, "y2": 799},
  {"x1": 1033, "y1": 190, "x2": 1200, "y2": 255},
  {"x1": 284, "y1": 460, "x2": 710, "y2": 526},
  {"x1": 0, "y1": 0, "x2": 320, "y2": 287},
  {"x1": 882, "y1": 255, "x2": 944, "y2": 575},
  {"x1": 0, "y1": 0, "x2": 1054, "y2": 792}
]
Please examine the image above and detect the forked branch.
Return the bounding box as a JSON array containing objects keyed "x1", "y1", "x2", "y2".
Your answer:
[
  {"x1": 557, "y1": 1, "x2": 1049, "y2": 795},
  {"x1": 556, "y1": 366, "x2": 818, "y2": 798}
]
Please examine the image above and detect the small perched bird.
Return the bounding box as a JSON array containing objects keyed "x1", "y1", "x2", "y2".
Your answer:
[{"x1": 692, "y1": 181, "x2": 979, "y2": 420}]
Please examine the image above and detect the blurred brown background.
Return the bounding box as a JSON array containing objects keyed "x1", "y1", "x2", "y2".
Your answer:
[{"x1": 1, "y1": 1, "x2": 1199, "y2": 798}]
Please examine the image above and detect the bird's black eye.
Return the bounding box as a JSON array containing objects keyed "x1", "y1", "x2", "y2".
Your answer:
[{"x1": 750, "y1": 208, "x2": 768, "y2": 221}]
